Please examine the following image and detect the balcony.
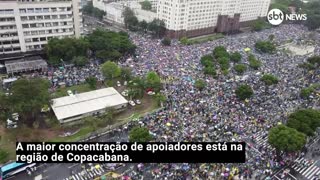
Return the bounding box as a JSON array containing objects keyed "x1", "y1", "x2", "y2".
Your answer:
[
  {"x1": 0, "y1": 36, "x2": 19, "y2": 41},
  {"x1": 21, "y1": 18, "x2": 73, "y2": 24},
  {"x1": 0, "y1": 29, "x2": 17, "y2": 34},
  {"x1": 0, "y1": 21, "x2": 16, "y2": 26},
  {"x1": 1, "y1": 43, "x2": 21, "y2": 49}
]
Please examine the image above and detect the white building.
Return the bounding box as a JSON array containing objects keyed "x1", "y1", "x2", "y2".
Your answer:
[
  {"x1": 93, "y1": 0, "x2": 157, "y2": 25},
  {"x1": 0, "y1": 0, "x2": 83, "y2": 55},
  {"x1": 51, "y1": 87, "x2": 128, "y2": 123},
  {"x1": 157, "y1": 0, "x2": 270, "y2": 38}
]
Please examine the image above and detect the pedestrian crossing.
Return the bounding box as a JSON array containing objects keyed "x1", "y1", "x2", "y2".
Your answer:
[
  {"x1": 253, "y1": 131, "x2": 275, "y2": 151},
  {"x1": 64, "y1": 165, "x2": 105, "y2": 180},
  {"x1": 292, "y1": 157, "x2": 320, "y2": 180}
]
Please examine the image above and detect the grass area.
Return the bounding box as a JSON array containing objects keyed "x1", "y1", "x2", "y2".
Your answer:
[
  {"x1": 50, "y1": 126, "x2": 95, "y2": 142},
  {"x1": 51, "y1": 84, "x2": 93, "y2": 98},
  {"x1": 185, "y1": 33, "x2": 225, "y2": 45},
  {"x1": 0, "y1": 128, "x2": 16, "y2": 163}
]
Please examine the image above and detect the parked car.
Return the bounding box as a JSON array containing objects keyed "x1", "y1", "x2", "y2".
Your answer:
[
  {"x1": 135, "y1": 99, "x2": 141, "y2": 105},
  {"x1": 121, "y1": 90, "x2": 128, "y2": 97},
  {"x1": 129, "y1": 100, "x2": 136, "y2": 106},
  {"x1": 117, "y1": 81, "x2": 121, "y2": 87},
  {"x1": 147, "y1": 91, "x2": 155, "y2": 95},
  {"x1": 67, "y1": 90, "x2": 73, "y2": 96}
]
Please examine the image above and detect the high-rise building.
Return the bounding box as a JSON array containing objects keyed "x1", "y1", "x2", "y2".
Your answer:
[
  {"x1": 0, "y1": 0, "x2": 83, "y2": 55},
  {"x1": 157, "y1": 0, "x2": 271, "y2": 38}
]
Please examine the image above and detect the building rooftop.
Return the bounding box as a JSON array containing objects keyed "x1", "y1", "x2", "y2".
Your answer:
[
  {"x1": 51, "y1": 87, "x2": 128, "y2": 120},
  {"x1": 5, "y1": 56, "x2": 47, "y2": 74}
]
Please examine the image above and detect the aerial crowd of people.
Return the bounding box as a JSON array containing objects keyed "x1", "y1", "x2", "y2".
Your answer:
[{"x1": 111, "y1": 24, "x2": 319, "y2": 180}]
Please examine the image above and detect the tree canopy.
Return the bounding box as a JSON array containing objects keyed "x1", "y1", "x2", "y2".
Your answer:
[
  {"x1": 148, "y1": 19, "x2": 166, "y2": 38},
  {"x1": 140, "y1": 0, "x2": 152, "y2": 11},
  {"x1": 87, "y1": 29, "x2": 136, "y2": 61},
  {"x1": 213, "y1": 46, "x2": 230, "y2": 59},
  {"x1": 194, "y1": 79, "x2": 206, "y2": 91},
  {"x1": 268, "y1": 125, "x2": 306, "y2": 153},
  {"x1": 86, "y1": 77, "x2": 97, "y2": 89},
  {"x1": 235, "y1": 84, "x2": 254, "y2": 100},
  {"x1": 230, "y1": 52, "x2": 242, "y2": 63},
  {"x1": 162, "y1": 37, "x2": 171, "y2": 46},
  {"x1": 83, "y1": 2, "x2": 106, "y2": 20},
  {"x1": 9, "y1": 78, "x2": 50, "y2": 124},
  {"x1": 252, "y1": 19, "x2": 269, "y2": 31},
  {"x1": 129, "y1": 127, "x2": 153, "y2": 142},
  {"x1": 248, "y1": 54, "x2": 261, "y2": 70},
  {"x1": 45, "y1": 37, "x2": 89, "y2": 65},
  {"x1": 101, "y1": 61, "x2": 121, "y2": 80},
  {"x1": 287, "y1": 109, "x2": 320, "y2": 136},
  {"x1": 260, "y1": 74, "x2": 279, "y2": 86},
  {"x1": 255, "y1": 41, "x2": 276, "y2": 54},
  {"x1": 234, "y1": 64, "x2": 247, "y2": 74},
  {"x1": 46, "y1": 29, "x2": 136, "y2": 65},
  {"x1": 72, "y1": 56, "x2": 88, "y2": 67},
  {"x1": 145, "y1": 71, "x2": 161, "y2": 92}
]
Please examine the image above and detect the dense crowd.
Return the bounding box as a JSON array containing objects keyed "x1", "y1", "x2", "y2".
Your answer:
[{"x1": 111, "y1": 24, "x2": 320, "y2": 180}]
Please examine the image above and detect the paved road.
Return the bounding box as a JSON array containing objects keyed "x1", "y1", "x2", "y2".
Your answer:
[{"x1": 273, "y1": 137, "x2": 320, "y2": 180}]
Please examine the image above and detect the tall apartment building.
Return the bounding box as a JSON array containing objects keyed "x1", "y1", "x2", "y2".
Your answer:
[
  {"x1": 0, "y1": 0, "x2": 83, "y2": 55},
  {"x1": 157, "y1": 0, "x2": 271, "y2": 38}
]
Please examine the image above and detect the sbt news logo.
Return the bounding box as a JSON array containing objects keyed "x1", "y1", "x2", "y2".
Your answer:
[{"x1": 267, "y1": 9, "x2": 307, "y2": 25}]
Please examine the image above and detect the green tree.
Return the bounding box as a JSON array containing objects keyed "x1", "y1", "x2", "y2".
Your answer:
[
  {"x1": 255, "y1": 41, "x2": 276, "y2": 54},
  {"x1": 122, "y1": 7, "x2": 135, "y2": 29},
  {"x1": 235, "y1": 84, "x2": 254, "y2": 100},
  {"x1": 268, "y1": 125, "x2": 306, "y2": 153},
  {"x1": 218, "y1": 57, "x2": 230, "y2": 71},
  {"x1": 161, "y1": 37, "x2": 171, "y2": 46},
  {"x1": 88, "y1": 29, "x2": 136, "y2": 58},
  {"x1": 145, "y1": 71, "x2": 161, "y2": 92},
  {"x1": 101, "y1": 61, "x2": 121, "y2": 81},
  {"x1": 127, "y1": 16, "x2": 139, "y2": 31},
  {"x1": 287, "y1": 109, "x2": 320, "y2": 136},
  {"x1": 139, "y1": 20, "x2": 148, "y2": 32},
  {"x1": 200, "y1": 55, "x2": 214, "y2": 67},
  {"x1": 234, "y1": 64, "x2": 247, "y2": 74},
  {"x1": 180, "y1": 37, "x2": 189, "y2": 45},
  {"x1": 230, "y1": 52, "x2": 242, "y2": 63},
  {"x1": 128, "y1": 77, "x2": 145, "y2": 98},
  {"x1": 72, "y1": 56, "x2": 88, "y2": 67},
  {"x1": 248, "y1": 54, "x2": 261, "y2": 70},
  {"x1": 269, "y1": 34, "x2": 275, "y2": 41},
  {"x1": 9, "y1": 79, "x2": 50, "y2": 124},
  {"x1": 45, "y1": 37, "x2": 89, "y2": 65},
  {"x1": 213, "y1": 46, "x2": 229, "y2": 59},
  {"x1": 194, "y1": 79, "x2": 206, "y2": 91},
  {"x1": 83, "y1": 2, "x2": 106, "y2": 20},
  {"x1": 129, "y1": 127, "x2": 153, "y2": 142},
  {"x1": 86, "y1": 77, "x2": 97, "y2": 89},
  {"x1": 260, "y1": 74, "x2": 279, "y2": 93},
  {"x1": 121, "y1": 67, "x2": 133, "y2": 81},
  {"x1": 300, "y1": 87, "x2": 314, "y2": 99},
  {"x1": 155, "y1": 93, "x2": 166, "y2": 107},
  {"x1": 204, "y1": 66, "x2": 217, "y2": 77},
  {"x1": 148, "y1": 19, "x2": 166, "y2": 38},
  {"x1": 252, "y1": 19, "x2": 266, "y2": 31},
  {"x1": 260, "y1": 74, "x2": 279, "y2": 86},
  {"x1": 307, "y1": 56, "x2": 320, "y2": 66},
  {"x1": 140, "y1": 0, "x2": 152, "y2": 10}
]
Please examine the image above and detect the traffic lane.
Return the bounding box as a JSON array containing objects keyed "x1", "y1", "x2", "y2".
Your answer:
[{"x1": 14, "y1": 163, "x2": 76, "y2": 180}]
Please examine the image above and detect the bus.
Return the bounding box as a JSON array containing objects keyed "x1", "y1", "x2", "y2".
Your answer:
[{"x1": 0, "y1": 162, "x2": 36, "y2": 179}]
